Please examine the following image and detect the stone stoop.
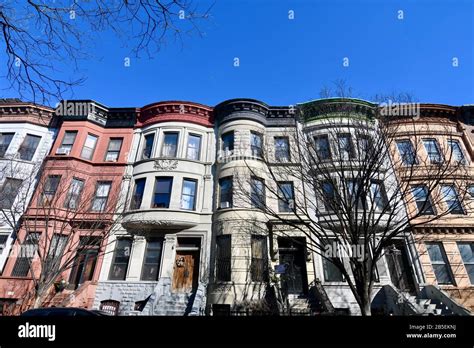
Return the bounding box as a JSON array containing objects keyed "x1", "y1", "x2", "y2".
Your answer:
[{"x1": 407, "y1": 295, "x2": 455, "y2": 315}]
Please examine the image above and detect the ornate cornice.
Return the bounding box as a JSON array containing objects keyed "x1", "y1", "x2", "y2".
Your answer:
[
  {"x1": 0, "y1": 101, "x2": 56, "y2": 127},
  {"x1": 137, "y1": 101, "x2": 213, "y2": 128},
  {"x1": 298, "y1": 98, "x2": 378, "y2": 122},
  {"x1": 214, "y1": 98, "x2": 295, "y2": 127},
  {"x1": 413, "y1": 226, "x2": 474, "y2": 234}
]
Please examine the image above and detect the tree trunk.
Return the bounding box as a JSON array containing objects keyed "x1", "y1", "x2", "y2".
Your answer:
[
  {"x1": 360, "y1": 298, "x2": 372, "y2": 316},
  {"x1": 33, "y1": 295, "x2": 43, "y2": 309}
]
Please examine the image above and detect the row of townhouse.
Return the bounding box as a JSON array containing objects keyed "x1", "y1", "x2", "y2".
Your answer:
[{"x1": 0, "y1": 97, "x2": 472, "y2": 315}]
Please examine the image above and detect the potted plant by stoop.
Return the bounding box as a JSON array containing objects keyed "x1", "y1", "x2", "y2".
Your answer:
[{"x1": 53, "y1": 279, "x2": 68, "y2": 292}]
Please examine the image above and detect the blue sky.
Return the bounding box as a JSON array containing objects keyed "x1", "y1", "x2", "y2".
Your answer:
[{"x1": 2, "y1": 0, "x2": 473, "y2": 107}]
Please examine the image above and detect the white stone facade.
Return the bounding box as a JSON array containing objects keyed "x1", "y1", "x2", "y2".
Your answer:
[
  {"x1": 95, "y1": 115, "x2": 215, "y2": 315},
  {"x1": 0, "y1": 110, "x2": 56, "y2": 273}
]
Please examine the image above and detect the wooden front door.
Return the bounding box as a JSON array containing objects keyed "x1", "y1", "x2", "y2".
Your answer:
[{"x1": 172, "y1": 250, "x2": 200, "y2": 292}]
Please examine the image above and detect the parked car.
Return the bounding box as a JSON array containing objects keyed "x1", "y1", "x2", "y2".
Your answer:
[{"x1": 20, "y1": 307, "x2": 111, "y2": 316}]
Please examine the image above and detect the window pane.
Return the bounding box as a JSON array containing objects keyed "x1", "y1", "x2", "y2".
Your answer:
[
  {"x1": 397, "y1": 140, "x2": 417, "y2": 165},
  {"x1": 142, "y1": 134, "x2": 155, "y2": 159},
  {"x1": 321, "y1": 181, "x2": 335, "y2": 211},
  {"x1": 447, "y1": 140, "x2": 465, "y2": 163},
  {"x1": 441, "y1": 185, "x2": 463, "y2": 214},
  {"x1": 109, "y1": 239, "x2": 132, "y2": 280},
  {"x1": 11, "y1": 233, "x2": 40, "y2": 277},
  {"x1": 96, "y1": 183, "x2": 111, "y2": 197},
  {"x1": 219, "y1": 177, "x2": 233, "y2": 208},
  {"x1": 274, "y1": 137, "x2": 290, "y2": 161},
  {"x1": 412, "y1": 185, "x2": 434, "y2": 215},
  {"x1": 222, "y1": 132, "x2": 234, "y2": 152},
  {"x1": 357, "y1": 136, "x2": 370, "y2": 158},
  {"x1": 426, "y1": 243, "x2": 454, "y2": 285},
  {"x1": 141, "y1": 239, "x2": 163, "y2": 281},
  {"x1": 0, "y1": 133, "x2": 14, "y2": 157},
  {"x1": 106, "y1": 138, "x2": 122, "y2": 161},
  {"x1": 0, "y1": 234, "x2": 8, "y2": 255},
  {"x1": 458, "y1": 243, "x2": 474, "y2": 284},
  {"x1": 130, "y1": 178, "x2": 146, "y2": 209},
  {"x1": 426, "y1": 243, "x2": 443, "y2": 262},
  {"x1": 19, "y1": 134, "x2": 41, "y2": 161},
  {"x1": 251, "y1": 235, "x2": 268, "y2": 281},
  {"x1": 423, "y1": 139, "x2": 442, "y2": 163},
  {"x1": 181, "y1": 179, "x2": 197, "y2": 210},
  {"x1": 250, "y1": 177, "x2": 265, "y2": 208},
  {"x1": 370, "y1": 181, "x2": 388, "y2": 211},
  {"x1": 81, "y1": 134, "x2": 98, "y2": 160},
  {"x1": 65, "y1": 178, "x2": 84, "y2": 209},
  {"x1": 187, "y1": 134, "x2": 201, "y2": 160},
  {"x1": 92, "y1": 182, "x2": 111, "y2": 212},
  {"x1": 161, "y1": 132, "x2": 178, "y2": 157},
  {"x1": 337, "y1": 134, "x2": 353, "y2": 160},
  {"x1": 58, "y1": 131, "x2": 77, "y2": 153},
  {"x1": 62, "y1": 131, "x2": 77, "y2": 145},
  {"x1": 45, "y1": 234, "x2": 67, "y2": 271},
  {"x1": 0, "y1": 178, "x2": 22, "y2": 209},
  {"x1": 153, "y1": 178, "x2": 173, "y2": 208},
  {"x1": 278, "y1": 182, "x2": 294, "y2": 212},
  {"x1": 250, "y1": 132, "x2": 263, "y2": 157},
  {"x1": 216, "y1": 235, "x2": 231, "y2": 281},
  {"x1": 315, "y1": 135, "x2": 331, "y2": 160},
  {"x1": 323, "y1": 257, "x2": 344, "y2": 282},
  {"x1": 347, "y1": 180, "x2": 365, "y2": 210},
  {"x1": 108, "y1": 139, "x2": 122, "y2": 151},
  {"x1": 458, "y1": 243, "x2": 474, "y2": 263}
]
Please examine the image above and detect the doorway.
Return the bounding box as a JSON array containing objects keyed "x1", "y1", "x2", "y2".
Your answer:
[
  {"x1": 172, "y1": 237, "x2": 201, "y2": 293},
  {"x1": 385, "y1": 240, "x2": 417, "y2": 294},
  {"x1": 278, "y1": 237, "x2": 309, "y2": 295}
]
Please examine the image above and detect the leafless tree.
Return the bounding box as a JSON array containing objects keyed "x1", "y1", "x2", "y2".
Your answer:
[
  {"x1": 0, "y1": 1, "x2": 212, "y2": 104},
  {"x1": 1, "y1": 161, "x2": 125, "y2": 311},
  {"x1": 232, "y1": 87, "x2": 471, "y2": 315}
]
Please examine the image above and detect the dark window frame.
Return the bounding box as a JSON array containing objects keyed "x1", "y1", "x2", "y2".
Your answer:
[
  {"x1": 91, "y1": 181, "x2": 112, "y2": 212},
  {"x1": 152, "y1": 177, "x2": 173, "y2": 208},
  {"x1": 186, "y1": 133, "x2": 202, "y2": 161},
  {"x1": 64, "y1": 177, "x2": 85, "y2": 210},
  {"x1": 426, "y1": 242, "x2": 455, "y2": 285},
  {"x1": 80, "y1": 133, "x2": 99, "y2": 160},
  {"x1": 130, "y1": 178, "x2": 146, "y2": 210},
  {"x1": 108, "y1": 238, "x2": 132, "y2": 281},
  {"x1": 219, "y1": 176, "x2": 233, "y2": 209},
  {"x1": 18, "y1": 134, "x2": 41, "y2": 161},
  {"x1": 221, "y1": 131, "x2": 234, "y2": 153},
  {"x1": 216, "y1": 235, "x2": 231, "y2": 282},
  {"x1": 396, "y1": 139, "x2": 418, "y2": 166},
  {"x1": 39, "y1": 175, "x2": 61, "y2": 207},
  {"x1": 57, "y1": 131, "x2": 77, "y2": 154},
  {"x1": 274, "y1": 136, "x2": 290, "y2": 162},
  {"x1": 105, "y1": 138, "x2": 123, "y2": 162},
  {"x1": 181, "y1": 178, "x2": 198, "y2": 211},
  {"x1": 0, "y1": 132, "x2": 15, "y2": 157},
  {"x1": 250, "y1": 235, "x2": 269, "y2": 282},
  {"x1": 277, "y1": 181, "x2": 294, "y2": 213},
  {"x1": 140, "y1": 238, "x2": 164, "y2": 281},
  {"x1": 142, "y1": 133, "x2": 155, "y2": 160},
  {"x1": 315, "y1": 134, "x2": 332, "y2": 160},
  {"x1": 161, "y1": 132, "x2": 179, "y2": 158}
]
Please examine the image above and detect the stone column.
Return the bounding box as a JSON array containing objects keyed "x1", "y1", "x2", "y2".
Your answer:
[
  {"x1": 160, "y1": 234, "x2": 177, "y2": 279},
  {"x1": 127, "y1": 236, "x2": 146, "y2": 281}
]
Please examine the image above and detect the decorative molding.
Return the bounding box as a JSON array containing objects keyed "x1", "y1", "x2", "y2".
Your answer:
[{"x1": 153, "y1": 159, "x2": 179, "y2": 171}]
